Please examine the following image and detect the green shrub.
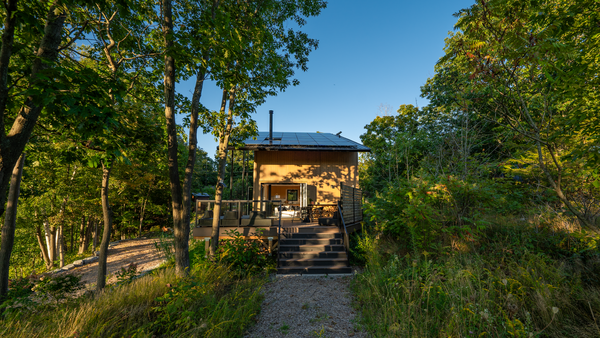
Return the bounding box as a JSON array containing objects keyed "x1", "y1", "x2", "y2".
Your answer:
[
  {"x1": 0, "y1": 264, "x2": 264, "y2": 338},
  {"x1": 0, "y1": 275, "x2": 38, "y2": 316},
  {"x1": 114, "y1": 263, "x2": 139, "y2": 286},
  {"x1": 32, "y1": 274, "x2": 82, "y2": 306},
  {"x1": 217, "y1": 229, "x2": 275, "y2": 275},
  {"x1": 365, "y1": 175, "x2": 496, "y2": 254},
  {"x1": 352, "y1": 218, "x2": 600, "y2": 337}
]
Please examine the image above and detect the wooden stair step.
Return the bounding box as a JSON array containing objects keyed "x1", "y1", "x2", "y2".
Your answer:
[
  {"x1": 288, "y1": 232, "x2": 341, "y2": 239},
  {"x1": 277, "y1": 265, "x2": 353, "y2": 275},
  {"x1": 279, "y1": 251, "x2": 347, "y2": 259},
  {"x1": 280, "y1": 238, "x2": 343, "y2": 245},
  {"x1": 279, "y1": 257, "x2": 347, "y2": 267},
  {"x1": 279, "y1": 244, "x2": 345, "y2": 252}
]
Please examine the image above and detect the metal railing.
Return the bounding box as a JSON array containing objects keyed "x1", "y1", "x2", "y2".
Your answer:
[
  {"x1": 194, "y1": 199, "x2": 282, "y2": 261},
  {"x1": 337, "y1": 200, "x2": 350, "y2": 260},
  {"x1": 276, "y1": 202, "x2": 282, "y2": 268}
]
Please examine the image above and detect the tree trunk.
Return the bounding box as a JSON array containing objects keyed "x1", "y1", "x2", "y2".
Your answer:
[
  {"x1": 82, "y1": 217, "x2": 92, "y2": 253},
  {"x1": 241, "y1": 151, "x2": 246, "y2": 198},
  {"x1": 58, "y1": 225, "x2": 64, "y2": 268},
  {"x1": 93, "y1": 218, "x2": 98, "y2": 252},
  {"x1": 138, "y1": 197, "x2": 147, "y2": 238},
  {"x1": 96, "y1": 161, "x2": 113, "y2": 292},
  {"x1": 229, "y1": 149, "x2": 234, "y2": 200},
  {"x1": 0, "y1": 153, "x2": 25, "y2": 298},
  {"x1": 210, "y1": 87, "x2": 236, "y2": 256},
  {"x1": 35, "y1": 225, "x2": 52, "y2": 270},
  {"x1": 70, "y1": 222, "x2": 74, "y2": 253},
  {"x1": 180, "y1": 71, "x2": 205, "y2": 266},
  {"x1": 0, "y1": 6, "x2": 66, "y2": 222},
  {"x1": 78, "y1": 215, "x2": 86, "y2": 254},
  {"x1": 43, "y1": 219, "x2": 55, "y2": 265},
  {"x1": 162, "y1": 0, "x2": 184, "y2": 275}
]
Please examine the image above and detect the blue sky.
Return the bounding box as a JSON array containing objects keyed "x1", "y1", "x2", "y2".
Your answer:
[{"x1": 178, "y1": 0, "x2": 475, "y2": 157}]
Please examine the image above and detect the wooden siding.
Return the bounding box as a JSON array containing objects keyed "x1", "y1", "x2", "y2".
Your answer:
[{"x1": 253, "y1": 151, "x2": 359, "y2": 204}]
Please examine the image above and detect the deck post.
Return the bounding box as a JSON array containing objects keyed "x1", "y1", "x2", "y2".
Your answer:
[
  {"x1": 204, "y1": 237, "x2": 210, "y2": 257},
  {"x1": 268, "y1": 237, "x2": 273, "y2": 255}
]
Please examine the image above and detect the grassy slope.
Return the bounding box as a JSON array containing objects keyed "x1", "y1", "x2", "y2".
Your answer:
[
  {"x1": 352, "y1": 218, "x2": 600, "y2": 337},
  {"x1": 1, "y1": 263, "x2": 264, "y2": 338}
]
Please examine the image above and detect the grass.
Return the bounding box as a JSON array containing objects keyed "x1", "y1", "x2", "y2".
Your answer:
[
  {"x1": 352, "y1": 216, "x2": 600, "y2": 337},
  {"x1": 278, "y1": 322, "x2": 290, "y2": 334},
  {"x1": 1, "y1": 239, "x2": 266, "y2": 337}
]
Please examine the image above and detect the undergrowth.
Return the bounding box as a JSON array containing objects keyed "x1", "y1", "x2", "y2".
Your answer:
[
  {"x1": 0, "y1": 236, "x2": 270, "y2": 337},
  {"x1": 352, "y1": 218, "x2": 600, "y2": 337}
]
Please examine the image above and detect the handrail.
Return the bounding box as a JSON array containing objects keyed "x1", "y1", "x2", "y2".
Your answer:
[
  {"x1": 337, "y1": 200, "x2": 350, "y2": 262},
  {"x1": 277, "y1": 200, "x2": 282, "y2": 268}
]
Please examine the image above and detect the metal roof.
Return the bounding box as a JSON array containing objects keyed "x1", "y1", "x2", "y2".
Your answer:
[{"x1": 230, "y1": 132, "x2": 370, "y2": 152}]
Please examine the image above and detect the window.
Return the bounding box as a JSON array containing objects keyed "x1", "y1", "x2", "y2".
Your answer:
[{"x1": 287, "y1": 189, "x2": 298, "y2": 202}]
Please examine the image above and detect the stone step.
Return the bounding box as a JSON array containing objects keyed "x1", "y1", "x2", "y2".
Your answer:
[
  {"x1": 277, "y1": 265, "x2": 353, "y2": 275},
  {"x1": 279, "y1": 258, "x2": 347, "y2": 267},
  {"x1": 279, "y1": 251, "x2": 347, "y2": 259},
  {"x1": 279, "y1": 244, "x2": 345, "y2": 252}
]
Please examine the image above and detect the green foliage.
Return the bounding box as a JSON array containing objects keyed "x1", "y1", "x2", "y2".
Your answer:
[
  {"x1": 353, "y1": 218, "x2": 600, "y2": 337},
  {"x1": 32, "y1": 274, "x2": 83, "y2": 306},
  {"x1": 114, "y1": 263, "x2": 139, "y2": 286},
  {"x1": 153, "y1": 232, "x2": 175, "y2": 266},
  {"x1": 0, "y1": 275, "x2": 37, "y2": 316},
  {"x1": 217, "y1": 229, "x2": 275, "y2": 275},
  {"x1": 0, "y1": 265, "x2": 264, "y2": 338},
  {"x1": 366, "y1": 176, "x2": 497, "y2": 254}
]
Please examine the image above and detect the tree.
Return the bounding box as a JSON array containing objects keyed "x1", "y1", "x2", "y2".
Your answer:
[
  {"x1": 441, "y1": 0, "x2": 600, "y2": 227},
  {"x1": 0, "y1": 1, "x2": 67, "y2": 299}
]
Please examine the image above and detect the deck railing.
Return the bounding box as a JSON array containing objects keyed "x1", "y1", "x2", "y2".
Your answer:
[{"x1": 337, "y1": 200, "x2": 350, "y2": 257}]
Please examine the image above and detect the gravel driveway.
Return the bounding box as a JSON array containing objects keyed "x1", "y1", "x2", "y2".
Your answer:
[
  {"x1": 245, "y1": 274, "x2": 368, "y2": 338},
  {"x1": 61, "y1": 238, "x2": 166, "y2": 294}
]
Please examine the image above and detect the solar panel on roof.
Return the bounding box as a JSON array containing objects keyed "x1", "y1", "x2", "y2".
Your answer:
[{"x1": 237, "y1": 131, "x2": 370, "y2": 151}]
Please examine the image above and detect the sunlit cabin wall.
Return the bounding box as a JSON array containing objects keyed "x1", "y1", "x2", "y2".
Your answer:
[{"x1": 252, "y1": 150, "x2": 359, "y2": 205}]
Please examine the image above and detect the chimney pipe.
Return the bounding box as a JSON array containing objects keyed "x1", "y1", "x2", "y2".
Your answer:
[{"x1": 269, "y1": 110, "x2": 273, "y2": 143}]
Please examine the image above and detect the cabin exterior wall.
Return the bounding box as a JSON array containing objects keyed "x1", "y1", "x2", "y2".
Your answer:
[{"x1": 252, "y1": 150, "x2": 359, "y2": 204}]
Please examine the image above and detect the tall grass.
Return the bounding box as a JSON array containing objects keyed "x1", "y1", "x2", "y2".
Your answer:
[
  {"x1": 0, "y1": 262, "x2": 263, "y2": 337},
  {"x1": 352, "y1": 218, "x2": 600, "y2": 337}
]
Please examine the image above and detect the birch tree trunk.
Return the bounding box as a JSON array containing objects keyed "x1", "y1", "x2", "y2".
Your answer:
[
  {"x1": 43, "y1": 219, "x2": 55, "y2": 265},
  {"x1": 96, "y1": 161, "x2": 113, "y2": 292},
  {"x1": 58, "y1": 225, "x2": 64, "y2": 268},
  {"x1": 78, "y1": 215, "x2": 86, "y2": 254},
  {"x1": 0, "y1": 154, "x2": 25, "y2": 297},
  {"x1": 35, "y1": 225, "x2": 51, "y2": 269}
]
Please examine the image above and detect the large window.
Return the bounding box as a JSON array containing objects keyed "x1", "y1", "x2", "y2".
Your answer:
[{"x1": 287, "y1": 189, "x2": 298, "y2": 202}]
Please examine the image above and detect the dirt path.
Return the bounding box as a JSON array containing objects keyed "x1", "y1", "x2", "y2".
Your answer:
[
  {"x1": 244, "y1": 275, "x2": 367, "y2": 338},
  {"x1": 62, "y1": 238, "x2": 166, "y2": 292}
]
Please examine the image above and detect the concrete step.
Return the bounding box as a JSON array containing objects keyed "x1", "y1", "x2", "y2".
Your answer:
[
  {"x1": 279, "y1": 251, "x2": 347, "y2": 259},
  {"x1": 279, "y1": 244, "x2": 346, "y2": 252},
  {"x1": 279, "y1": 258, "x2": 347, "y2": 267},
  {"x1": 277, "y1": 265, "x2": 353, "y2": 275},
  {"x1": 280, "y1": 238, "x2": 343, "y2": 245}
]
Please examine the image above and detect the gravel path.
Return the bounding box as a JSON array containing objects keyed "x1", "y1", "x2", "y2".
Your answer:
[
  {"x1": 59, "y1": 238, "x2": 166, "y2": 294},
  {"x1": 245, "y1": 275, "x2": 368, "y2": 338}
]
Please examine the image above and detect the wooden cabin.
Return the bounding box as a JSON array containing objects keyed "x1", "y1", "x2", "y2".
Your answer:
[
  {"x1": 238, "y1": 131, "x2": 370, "y2": 208},
  {"x1": 192, "y1": 116, "x2": 370, "y2": 274}
]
